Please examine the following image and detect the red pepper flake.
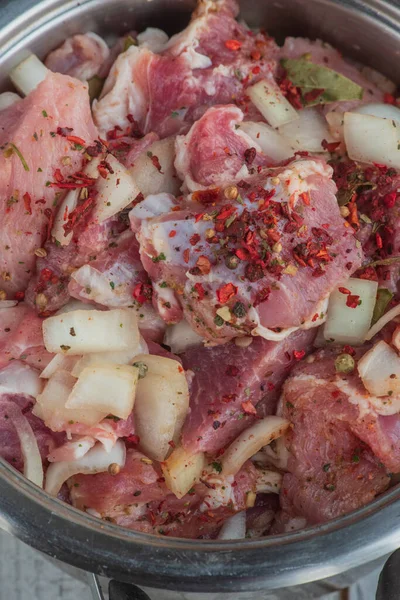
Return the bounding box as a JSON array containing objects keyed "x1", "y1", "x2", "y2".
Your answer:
[
  {"x1": 54, "y1": 168, "x2": 64, "y2": 183},
  {"x1": 235, "y1": 248, "x2": 250, "y2": 261},
  {"x1": 321, "y1": 139, "x2": 341, "y2": 152},
  {"x1": 303, "y1": 88, "x2": 325, "y2": 104},
  {"x1": 168, "y1": 440, "x2": 176, "y2": 449},
  {"x1": 195, "y1": 255, "x2": 211, "y2": 275},
  {"x1": 14, "y1": 291, "x2": 25, "y2": 301},
  {"x1": 331, "y1": 390, "x2": 340, "y2": 399},
  {"x1": 222, "y1": 393, "x2": 237, "y2": 403},
  {"x1": 56, "y1": 126, "x2": 73, "y2": 137},
  {"x1": 183, "y1": 249, "x2": 190, "y2": 264},
  {"x1": 40, "y1": 268, "x2": 53, "y2": 282},
  {"x1": 346, "y1": 294, "x2": 360, "y2": 308},
  {"x1": 293, "y1": 350, "x2": 305, "y2": 360},
  {"x1": 384, "y1": 92, "x2": 396, "y2": 105},
  {"x1": 267, "y1": 382, "x2": 275, "y2": 391},
  {"x1": 279, "y1": 77, "x2": 302, "y2": 109},
  {"x1": 63, "y1": 196, "x2": 95, "y2": 235},
  {"x1": 169, "y1": 230, "x2": 177, "y2": 238},
  {"x1": 254, "y1": 286, "x2": 271, "y2": 306},
  {"x1": 383, "y1": 191, "x2": 397, "y2": 208},
  {"x1": 250, "y1": 50, "x2": 261, "y2": 60},
  {"x1": 245, "y1": 263, "x2": 264, "y2": 282},
  {"x1": 226, "y1": 365, "x2": 240, "y2": 376},
  {"x1": 241, "y1": 400, "x2": 257, "y2": 416},
  {"x1": 311, "y1": 313, "x2": 319, "y2": 322},
  {"x1": 150, "y1": 154, "x2": 163, "y2": 173},
  {"x1": 375, "y1": 232, "x2": 383, "y2": 249},
  {"x1": 23, "y1": 192, "x2": 32, "y2": 215},
  {"x1": 125, "y1": 434, "x2": 140, "y2": 445},
  {"x1": 312, "y1": 267, "x2": 325, "y2": 278},
  {"x1": 225, "y1": 39, "x2": 242, "y2": 51},
  {"x1": 216, "y1": 283, "x2": 237, "y2": 304},
  {"x1": 358, "y1": 266, "x2": 378, "y2": 281},
  {"x1": 66, "y1": 135, "x2": 85, "y2": 145},
  {"x1": 244, "y1": 147, "x2": 257, "y2": 166},
  {"x1": 192, "y1": 188, "x2": 220, "y2": 204},
  {"x1": 189, "y1": 233, "x2": 200, "y2": 246},
  {"x1": 342, "y1": 345, "x2": 356, "y2": 356},
  {"x1": 194, "y1": 282, "x2": 205, "y2": 300},
  {"x1": 132, "y1": 282, "x2": 152, "y2": 304},
  {"x1": 338, "y1": 287, "x2": 351, "y2": 295},
  {"x1": 347, "y1": 201, "x2": 359, "y2": 229},
  {"x1": 252, "y1": 66, "x2": 261, "y2": 75},
  {"x1": 300, "y1": 192, "x2": 310, "y2": 206}
]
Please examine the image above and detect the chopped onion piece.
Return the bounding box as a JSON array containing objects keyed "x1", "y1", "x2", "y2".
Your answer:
[
  {"x1": 162, "y1": 446, "x2": 205, "y2": 499},
  {"x1": 45, "y1": 440, "x2": 126, "y2": 496},
  {"x1": 129, "y1": 137, "x2": 180, "y2": 197},
  {"x1": 137, "y1": 28, "x2": 169, "y2": 53},
  {"x1": 48, "y1": 436, "x2": 95, "y2": 462},
  {"x1": 10, "y1": 54, "x2": 49, "y2": 96},
  {"x1": 344, "y1": 112, "x2": 400, "y2": 169},
  {"x1": 133, "y1": 354, "x2": 189, "y2": 461},
  {"x1": 91, "y1": 154, "x2": 140, "y2": 223},
  {"x1": 0, "y1": 91, "x2": 21, "y2": 111},
  {"x1": 218, "y1": 511, "x2": 246, "y2": 540},
  {"x1": 0, "y1": 361, "x2": 43, "y2": 398},
  {"x1": 52, "y1": 189, "x2": 79, "y2": 246},
  {"x1": 325, "y1": 111, "x2": 344, "y2": 141},
  {"x1": 7, "y1": 404, "x2": 44, "y2": 487},
  {"x1": 72, "y1": 342, "x2": 146, "y2": 377},
  {"x1": 66, "y1": 364, "x2": 139, "y2": 420},
  {"x1": 0, "y1": 300, "x2": 18, "y2": 308},
  {"x1": 43, "y1": 308, "x2": 139, "y2": 355},
  {"x1": 365, "y1": 302, "x2": 400, "y2": 340},
  {"x1": 246, "y1": 79, "x2": 299, "y2": 128},
  {"x1": 222, "y1": 417, "x2": 290, "y2": 477},
  {"x1": 361, "y1": 67, "x2": 396, "y2": 94},
  {"x1": 278, "y1": 107, "x2": 335, "y2": 153},
  {"x1": 164, "y1": 320, "x2": 203, "y2": 354},
  {"x1": 56, "y1": 299, "x2": 98, "y2": 315},
  {"x1": 35, "y1": 370, "x2": 107, "y2": 429},
  {"x1": 392, "y1": 326, "x2": 400, "y2": 352},
  {"x1": 324, "y1": 279, "x2": 378, "y2": 345},
  {"x1": 239, "y1": 121, "x2": 296, "y2": 162},
  {"x1": 354, "y1": 102, "x2": 400, "y2": 122},
  {"x1": 40, "y1": 354, "x2": 79, "y2": 379},
  {"x1": 358, "y1": 340, "x2": 400, "y2": 397},
  {"x1": 255, "y1": 469, "x2": 282, "y2": 494}
]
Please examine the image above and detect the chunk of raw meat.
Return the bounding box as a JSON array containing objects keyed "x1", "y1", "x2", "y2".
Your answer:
[
  {"x1": 0, "y1": 393, "x2": 64, "y2": 472},
  {"x1": 45, "y1": 33, "x2": 110, "y2": 81},
  {"x1": 332, "y1": 160, "x2": 400, "y2": 297},
  {"x1": 275, "y1": 347, "x2": 393, "y2": 528},
  {"x1": 0, "y1": 72, "x2": 98, "y2": 298},
  {"x1": 0, "y1": 304, "x2": 51, "y2": 370},
  {"x1": 175, "y1": 105, "x2": 272, "y2": 192},
  {"x1": 137, "y1": 158, "x2": 362, "y2": 343},
  {"x1": 93, "y1": 0, "x2": 277, "y2": 139},
  {"x1": 181, "y1": 328, "x2": 316, "y2": 453}
]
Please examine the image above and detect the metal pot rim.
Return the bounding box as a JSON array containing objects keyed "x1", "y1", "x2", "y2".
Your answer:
[{"x1": 1, "y1": 0, "x2": 400, "y2": 591}]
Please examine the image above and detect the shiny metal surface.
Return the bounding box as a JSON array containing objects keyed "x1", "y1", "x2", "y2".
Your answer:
[{"x1": 0, "y1": 0, "x2": 400, "y2": 593}]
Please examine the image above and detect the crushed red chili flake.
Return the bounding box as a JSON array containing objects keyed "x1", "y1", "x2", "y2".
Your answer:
[
  {"x1": 346, "y1": 294, "x2": 360, "y2": 308},
  {"x1": 343, "y1": 345, "x2": 356, "y2": 356},
  {"x1": 383, "y1": 191, "x2": 397, "y2": 208},
  {"x1": 183, "y1": 249, "x2": 190, "y2": 264},
  {"x1": 225, "y1": 39, "x2": 242, "y2": 50},
  {"x1": 132, "y1": 282, "x2": 152, "y2": 304},
  {"x1": 279, "y1": 77, "x2": 302, "y2": 109},
  {"x1": 331, "y1": 390, "x2": 340, "y2": 399},
  {"x1": 133, "y1": 192, "x2": 144, "y2": 206},
  {"x1": 384, "y1": 92, "x2": 396, "y2": 105},
  {"x1": 189, "y1": 233, "x2": 201, "y2": 246},
  {"x1": 358, "y1": 266, "x2": 378, "y2": 281},
  {"x1": 245, "y1": 263, "x2": 264, "y2": 282},
  {"x1": 14, "y1": 291, "x2": 25, "y2": 301},
  {"x1": 254, "y1": 286, "x2": 271, "y2": 306},
  {"x1": 195, "y1": 255, "x2": 211, "y2": 275},
  {"x1": 321, "y1": 139, "x2": 341, "y2": 152},
  {"x1": 56, "y1": 126, "x2": 73, "y2": 137},
  {"x1": 244, "y1": 147, "x2": 257, "y2": 165},
  {"x1": 311, "y1": 313, "x2": 319, "y2": 322},
  {"x1": 252, "y1": 66, "x2": 261, "y2": 75},
  {"x1": 222, "y1": 393, "x2": 237, "y2": 403},
  {"x1": 303, "y1": 88, "x2": 325, "y2": 104},
  {"x1": 235, "y1": 248, "x2": 250, "y2": 261},
  {"x1": 66, "y1": 135, "x2": 85, "y2": 145},
  {"x1": 125, "y1": 434, "x2": 140, "y2": 445},
  {"x1": 338, "y1": 287, "x2": 351, "y2": 295},
  {"x1": 150, "y1": 154, "x2": 163, "y2": 173},
  {"x1": 241, "y1": 400, "x2": 257, "y2": 416},
  {"x1": 192, "y1": 188, "x2": 220, "y2": 204},
  {"x1": 216, "y1": 283, "x2": 237, "y2": 304},
  {"x1": 376, "y1": 232, "x2": 383, "y2": 249},
  {"x1": 63, "y1": 195, "x2": 96, "y2": 235},
  {"x1": 293, "y1": 350, "x2": 306, "y2": 360},
  {"x1": 169, "y1": 230, "x2": 177, "y2": 238},
  {"x1": 168, "y1": 440, "x2": 176, "y2": 449},
  {"x1": 23, "y1": 192, "x2": 32, "y2": 215},
  {"x1": 237, "y1": 180, "x2": 251, "y2": 190},
  {"x1": 194, "y1": 282, "x2": 205, "y2": 300},
  {"x1": 226, "y1": 365, "x2": 240, "y2": 376}
]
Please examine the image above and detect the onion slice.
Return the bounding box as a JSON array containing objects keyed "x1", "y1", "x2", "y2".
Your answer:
[
  {"x1": 5, "y1": 402, "x2": 43, "y2": 487},
  {"x1": 238, "y1": 121, "x2": 296, "y2": 162},
  {"x1": 129, "y1": 137, "x2": 180, "y2": 197},
  {"x1": 222, "y1": 417, "x2": 289, "y2": 477},
  {"x1": 0, "y1": 91, "x2": 21, "y2": 111},
  {"x1": 344, "y1": 111, "x2": 400, "y2": 169},
  {"x1": 0, "y1": 361, "x2": 43, "y2": 398},
  {"x1": 358, "y1": 340, "x2": 400, "y2": 397},
  {"x1": 40, "y1": 354, "x2": 78, "y2": 379},
  {"x1": 45, "y1": 440, "x2": 126, "y2": 496},
  {"x1": 10, "y1": 54, "x2": 49, "y2": 96},
  {"x1": 278, "y1": 107, "x2": 334, "y2": 153},
  {"x1": 365, "y1": 302, "x2": 400, "y2": 340},
  {"x1": 246, "y1": 79, "x2": 299, "y2": 128},
  {"x1": 163, "y1": 320, "x2": 203, "y2": 354},
  {"x1": 218, "y1": 511, "x2": 246, "y2": 540},
  {"x1": 255, "y1": 469, "x2": 282, "y2": 494},
  {"x1": 52, "y1": 189, "x2": 79, "y2": 246},
  {"x1": 162, "y1": 446, "x2": 205, "y2": 499}
]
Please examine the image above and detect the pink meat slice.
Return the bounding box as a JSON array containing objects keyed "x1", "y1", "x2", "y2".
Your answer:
[
  {"x1": 0, "y1": 304, "x2": 51, "y2": 370},
  {"x1": 0, "y1": 393, "x2": 64, "y2": 472},
  {"x1": 280, "y1": 37, "x2": 384, "y2": 114},
  {"x1": 136, "y1": 159, "x2": 362, "y2": 343},
  {"x1": 275, "y1": 348, "x2": 394, "y2": 528},
  {"x1": 0, "y1": 72, "x2": 98, "y2": 298},
  {"x1": 181, "y1": 328, "x2": 316, "y2": 454},
  {"x1": 175, "y1": 105, "x2": 272, "y2": 192},
  {"x1": 45, "y1": 33, "x2": 110, "y2": 81}
]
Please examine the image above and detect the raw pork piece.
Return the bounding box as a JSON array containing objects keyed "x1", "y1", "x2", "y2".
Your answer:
[
  {"x1": 175, "y1": 105, "x2": 272, "y2": 192},
  {"x1": 0, "y1": 72, "x2": 98, "y2": 298},
  {"x1": 136, "y1": 158, "x2": 362, "y2": 343},
  {"x1": 332, "y1": 160, "x2": 400, "y2": 297},
  {"x1": 45, "y1": 33, "x2": 110, "y2": 81},
  {"x1": 93, "y1": 0, "x2": 277, "y2": 139},
  {"x1": 0, "y1": 304, "x2": 51, "y2": 370},
  {"x1": 0, "y1": 393, "x2": 63, "y2": 472},
  {"x1": 181, "y1": 329, "x2": 316, "y2": 454},
  {"x1": 69, "y1": 449, "x2": 257, "y2": 538},
  {"x1": 275, "y1": 347, "x2": 396, "y2": 529},
  {"x1": 279, "y1": 38, "x2": 384, "y2": 115}
]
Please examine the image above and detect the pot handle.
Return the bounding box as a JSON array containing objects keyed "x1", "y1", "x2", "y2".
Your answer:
[
  {"x1": 376, "y1": 549, "x2": 400, "y2": 599},
  {"x1": 88, "y1": 573, "x2": 152, "y2": 600}
]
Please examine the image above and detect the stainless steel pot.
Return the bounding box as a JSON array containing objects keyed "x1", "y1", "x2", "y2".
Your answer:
[{"x1": 1, "y1": 0, "x2": 400, "y2": 594}]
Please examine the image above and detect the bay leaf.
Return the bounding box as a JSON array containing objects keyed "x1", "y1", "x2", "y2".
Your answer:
[{"x1": 281, "y1": 57, "x2": 364, "y2": 106}]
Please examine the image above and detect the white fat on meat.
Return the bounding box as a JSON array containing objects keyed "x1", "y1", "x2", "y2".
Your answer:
[
  {"x1": 129, "y1": 194, "x2": 176, "y2": 231},
  {"x1": 200, "y1": 470, "x2": 237, "y2": 512},
  {"x1": 137, "y1": 28, "x2": 169, "y2": 53}
]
